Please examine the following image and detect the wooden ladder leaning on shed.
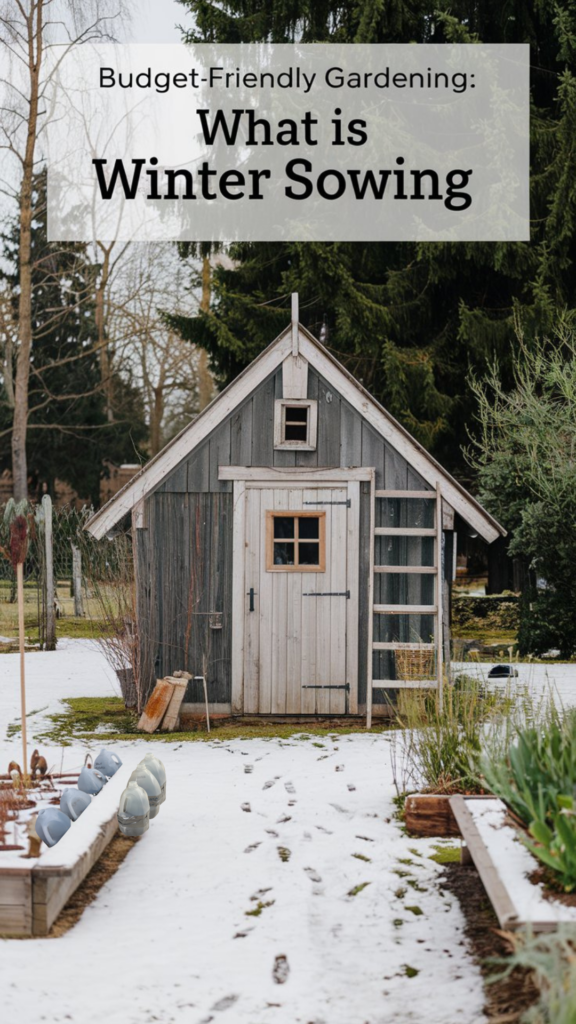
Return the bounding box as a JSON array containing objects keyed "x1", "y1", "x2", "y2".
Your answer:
[{"x1": 366, "y1": 484, "x2": 444, "y2": 728}]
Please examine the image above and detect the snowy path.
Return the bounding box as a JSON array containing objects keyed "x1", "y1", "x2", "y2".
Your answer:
[{"x1": 0, "y1": 642, "x2": 490, "y2": 1024}]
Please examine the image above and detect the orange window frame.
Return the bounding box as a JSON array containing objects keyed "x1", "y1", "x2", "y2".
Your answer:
[{"x1": 265, "y1": 510, "x2": 326, "y2": 572}]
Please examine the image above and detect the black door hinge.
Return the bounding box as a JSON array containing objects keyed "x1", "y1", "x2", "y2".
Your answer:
[
  {"x1": 303, "y1": 590, "x2": 350, "y2": 599},
  {"x1": 303, "y1": 499, "x2": 351, "y2": 508}
]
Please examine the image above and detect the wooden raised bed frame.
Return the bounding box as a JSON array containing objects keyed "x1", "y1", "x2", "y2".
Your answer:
[
  {"x1": 0, "y1": 804, "x2": 119, "y2": 937},
  {"x1": 0, "y1": 765, "x2": 131, "y2": 937}
]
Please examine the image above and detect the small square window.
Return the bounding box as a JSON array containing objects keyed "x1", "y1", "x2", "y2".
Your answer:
[
  {"x1": 266, "y1": 511, "x2": 326, "y2": 572},
  {"x1": 274, "y1": 399, "x2": 317, "y2": 450}
]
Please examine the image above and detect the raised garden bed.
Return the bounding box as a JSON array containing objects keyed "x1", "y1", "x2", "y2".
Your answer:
[
  {"x1": 404, "y1": 793, "x2": 493, "y2": 838},
  {"x1": 450, "y1": 796, "x2": 576, "y2": 933},
  {"x1": 0, "y1": 763, "x2": 132, "y2": 937}
]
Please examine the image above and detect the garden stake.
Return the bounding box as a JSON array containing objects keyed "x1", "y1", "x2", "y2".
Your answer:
[
  {"x1": 10, "y1": 516, "x2": 29, "y2": 786},
  {"x1": 18, "y1": 563, "x2": 28, "y2": 783},
  {"x1": 203, "y1": 654, "x2": 210, "y2": 733}
]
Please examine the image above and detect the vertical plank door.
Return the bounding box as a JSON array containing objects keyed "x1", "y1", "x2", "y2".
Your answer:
[{"x1": 243, "y1": 484, "x2": 358, "y2": 715}]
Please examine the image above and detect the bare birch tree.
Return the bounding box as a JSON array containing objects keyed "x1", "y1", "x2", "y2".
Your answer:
[
  {"x1": 107, "y1": 243, "x2": 209, "y2": 455},
  {"x1": 0, "y1": 0, "x2": 130, "y2": 499}
]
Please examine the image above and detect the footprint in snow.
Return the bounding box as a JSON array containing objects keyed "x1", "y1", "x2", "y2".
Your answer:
[
  {"x1": 265, "y1": 829, "x2": 279, "y2": 838},
  {"x1": 284, "y1": 781, "x2": 296, "y2": 794},
  {"x1": 347, "y1": 784, "x2": 356, "y2": 791},
  {"x1": 335, "y1": 765, "x2": 345, "y2": 772},
  {"x1": 211, "y1": 994, "x2": 239, "y2": 1011},
  {"x1": 315, "y1": 825, "x2": 333, "y2": 834},
  {"x1": 241, "y1": 802, "x2": 251, "y2": 813},
  {"x1": 304, "y1": 866, "x2": 322, "y2": 883},
  {"x1": 272, "y1": 955, "x2": 290, "y2": 985},
  {"x1": 263, "y1": 780, "x2": 276, "y2": 790},
  {"x1": 251, "y1": 887, "x2": 273, "y2": 899},
  {"x1": 329, "y1": 803, "x2": 350, "y2": 814},
  {"x1": 244, "y1": 765, "x2": 254, "y2": 774},
  {"x1": 244, "y1": 842, "x2": 261, "y2": 853},
  {"x1": 276, "y1": 814, "x2": 291, "y2": 824}
]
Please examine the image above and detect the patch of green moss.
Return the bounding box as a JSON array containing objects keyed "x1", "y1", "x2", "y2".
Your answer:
[
  {"x1": 348, "y1": 882, "x2": 371, "y2": 897},
  {"x1": 352, "y1": 853, "x2": 371, "y2": 863},
  {"x1": 393, "y1": 919, "x2": 404, "y2": 927},
  {"x1": 394, "y1": 887, "x2": 407, "y2": 899},
  {"x1": 405, "y1": 905, "x2": 423, "y2": 916},
  {"x1": 429, "y1": 845, "x2": 461, "y2": 865},
  {"x1": 245, "y1": 900, "x2": 274, "y2": 917},
  {"x1": 277, "y1": 847, "x2": 291, "y2": 862},
  {"x1": 407, "y1": 879, "x2": 428, "y2": 892},
  {"x1": 35, "y1": 699, "x2": 391, "y2": 745},
  {"x1": 33, "y1": 697, "x2": 138, "y2": 746},
  {"x1": 403, "y1": 965, "x2": 420, "y2": 978}
]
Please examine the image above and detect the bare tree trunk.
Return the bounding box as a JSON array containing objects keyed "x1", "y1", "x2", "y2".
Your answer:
[
  {"x1": 95, "y1": 241, "x2": 114, "y2": 421},
  {"x1": 150, "y1": 385, "x2": 164, "y2": 456},
  {"x1": 11, "y1": 0, "x2": 43, "y2": 501},
  {"x1": 198, "y1": 256, "x2": 213, "y2": 411}
]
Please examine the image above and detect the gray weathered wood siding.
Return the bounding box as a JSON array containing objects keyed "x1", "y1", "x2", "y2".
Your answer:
[{"x1": 136, "y1": 365, "x2": 451, "y2": 709}]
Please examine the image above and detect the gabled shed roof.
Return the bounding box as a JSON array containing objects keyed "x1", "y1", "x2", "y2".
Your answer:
[{"x1": 86, "y1": 323, "x2": 505, "y2": 543}]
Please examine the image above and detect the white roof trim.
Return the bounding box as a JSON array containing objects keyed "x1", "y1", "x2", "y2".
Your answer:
[
  {"x1": 297, "y1": 330, "x2": 504, "y2": 543},
  {"x1": 86, "y1": 329, "x2": 293, "y2": 539},
  {"x1": 86, "y1": 322, "x2": 504, "y2": 543}
]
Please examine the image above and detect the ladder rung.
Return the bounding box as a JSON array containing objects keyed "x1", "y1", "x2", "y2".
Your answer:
[
  {"x1": 374, "y1": 565, "x2": 437, "y2": 574},
  {"x1": 373, "y1": 642, "x2": 435, "y2": 651},
  {"x1": 372, "y1": 679, "x2": 438, "y2": 689},
  {"x1": 375, "y1": 528, "x2": 436, "y2": 537},
  {"x1": 375, "y1": 490, "x2": 436, "y2": 499},
  {"x1": 374, "y1": 605, "x2": 437, "y2": 615}
]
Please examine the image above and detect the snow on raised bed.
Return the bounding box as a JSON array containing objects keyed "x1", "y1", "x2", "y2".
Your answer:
[{"x1": 469, "y1": 798, "x2": 576, "y2": 927}]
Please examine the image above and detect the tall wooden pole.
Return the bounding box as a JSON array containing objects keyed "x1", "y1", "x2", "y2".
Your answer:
[
  {"x1": 43, "y1": 495, "x2": 56, "y2": 650},
  {"x1": 17, "y1": 561, "x2": 29, "y2": 784}
]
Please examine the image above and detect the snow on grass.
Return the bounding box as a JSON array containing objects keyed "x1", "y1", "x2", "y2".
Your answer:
[
  {"x1": 453, "y1": 661, "x2": 576, "y2": 708},
  {"x1": 0, "y1": 642, "x2": 487, "y2": 1024}
]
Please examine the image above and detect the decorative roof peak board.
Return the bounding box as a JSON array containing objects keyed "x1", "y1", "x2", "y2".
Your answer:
[{"x1": 85, "y1": 323, "x2": 505, "y2": 543}]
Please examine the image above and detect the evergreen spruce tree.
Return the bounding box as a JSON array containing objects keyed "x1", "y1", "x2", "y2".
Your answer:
[
  {"x1": 172, "y1": 0, "x2": 576, "y2": 474},
  {"x1": 0, "y1": 172, "x2": 147, "y2": 504}
]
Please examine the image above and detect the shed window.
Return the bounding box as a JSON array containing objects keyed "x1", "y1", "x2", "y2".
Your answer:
[
  {"x1": 274, "y1": 399, "x2": 318, "y2": 450},
  {"x1": 266, "y1": 511, "x2": 326, "y2": 572}
]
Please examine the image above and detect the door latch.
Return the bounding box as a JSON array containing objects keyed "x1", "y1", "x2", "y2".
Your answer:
[{"x1": 247, "y1": 587, "x2": 256, "y2": 612}]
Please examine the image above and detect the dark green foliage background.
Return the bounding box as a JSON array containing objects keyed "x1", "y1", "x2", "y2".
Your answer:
[{"x1": 172, "y1": 0, "x2": 576, "y2": 479}]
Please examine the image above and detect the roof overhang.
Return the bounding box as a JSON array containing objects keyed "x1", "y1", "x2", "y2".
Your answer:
[{"x1": 86, "y1": 323, "x2": 505, "y2": 544}]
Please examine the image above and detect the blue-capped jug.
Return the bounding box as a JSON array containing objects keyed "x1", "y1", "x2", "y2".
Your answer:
[
  {"x1": 36, "y1": 808, "x2": 71, "y2": 847},
  {"x1": 94, "y1": 748, "x2": 122, "y2": 778},
  {"x1": 78, "y1": 766, "x2": 106, "y2": 795},
  {"x1": 60, "y1": 788, "x2": 92, "y2": 821}
]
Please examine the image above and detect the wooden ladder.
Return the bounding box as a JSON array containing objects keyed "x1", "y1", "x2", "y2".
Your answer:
[{"x1": 366, "y1": 484, "x2": 443, "y2": 728}]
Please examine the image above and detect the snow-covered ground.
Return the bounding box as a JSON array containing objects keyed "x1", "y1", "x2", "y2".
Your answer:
[{"x1": 2, "y1": 640, "x2": 571, "y2": 1024}]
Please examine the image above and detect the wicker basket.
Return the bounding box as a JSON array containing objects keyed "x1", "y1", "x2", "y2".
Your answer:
[{"x1": 395, "y1": 648, "x2": 434, "y2": 682}]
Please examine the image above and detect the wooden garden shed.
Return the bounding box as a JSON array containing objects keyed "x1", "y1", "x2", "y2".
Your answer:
[{"x1": 86, "y1": 297, "x2": 504, "y2": 726}]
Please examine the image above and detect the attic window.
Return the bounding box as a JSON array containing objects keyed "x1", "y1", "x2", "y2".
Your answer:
[{"x1": 274, "y1": 399, "x2": 317, "y2": 450}]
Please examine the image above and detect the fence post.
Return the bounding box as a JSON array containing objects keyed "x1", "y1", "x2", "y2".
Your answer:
[
  {"x1": 71, "y1": 542, "x2": 84, "y2": 617},
  {"x1": 43, "y1": 495, "x2": 56, "y2": 650}
]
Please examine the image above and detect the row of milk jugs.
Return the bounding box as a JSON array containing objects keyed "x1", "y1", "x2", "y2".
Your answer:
[
  {"x1": 117, "y1": 753, "x2": 166, "y2": 835},
  {"x1": 34, "y1": 751, "x2": 165, "y2": 846}
]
